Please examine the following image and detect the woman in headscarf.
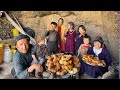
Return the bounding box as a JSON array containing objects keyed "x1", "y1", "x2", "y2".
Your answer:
[{"x1": 80, "y1": 36, "x2": 112, "y2": 78}]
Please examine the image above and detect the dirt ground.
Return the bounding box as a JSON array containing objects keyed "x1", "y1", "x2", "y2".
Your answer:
[{"x1": 0, "y1": 62, "x2": 13, "y2": 79}]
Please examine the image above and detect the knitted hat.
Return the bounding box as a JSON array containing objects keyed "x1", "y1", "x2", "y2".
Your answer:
[
  {"x1": 14, "y1": 34, "x2": 30, "y2": 45},
  {"x1": 94, "y1": 36, "x2": 104, "y2": 44}
]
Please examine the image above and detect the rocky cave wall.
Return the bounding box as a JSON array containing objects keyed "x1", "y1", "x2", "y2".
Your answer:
[{"x1": 0, "y1": 11, "x2": 119, "y2": 62}]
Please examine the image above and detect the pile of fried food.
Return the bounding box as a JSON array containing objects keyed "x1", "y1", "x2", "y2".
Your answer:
[
  {"x1": 46, "y1": 53, "x2": 80, "y2": 76},
  {"x1": 82, "y1": 55, "x2": 106, "y2": 67}
]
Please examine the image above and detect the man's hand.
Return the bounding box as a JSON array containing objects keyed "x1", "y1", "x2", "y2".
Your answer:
[
  {"x1": 34, "y1": 64, "x2": 43, "y2": 72},
  {"x1": 28, "y1": 64, "x2": 43, "y2": 73}
]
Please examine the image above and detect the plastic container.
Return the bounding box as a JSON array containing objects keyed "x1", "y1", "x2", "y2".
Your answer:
[
  {"x1": 12, "y1": 28, "x2": 19, "y2": 37},
  {"x1": 0, "y1": 43, "x2": 4, "y2": 64},
  {"x1": 4, "y1": 44, "x2": 12, "y2": 63}
]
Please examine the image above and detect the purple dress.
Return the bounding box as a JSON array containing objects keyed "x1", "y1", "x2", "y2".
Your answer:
[
  {"x1": 65, "y1": 30, "x2": 76, "y2": 54},
  {"x1": 80, "y1": 47, "x2": 112, "y2": 78}
]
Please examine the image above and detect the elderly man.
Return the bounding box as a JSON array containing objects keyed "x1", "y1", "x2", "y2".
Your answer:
[{"x1": 11, "y1": 34, "x2": 43, "y2": 79}]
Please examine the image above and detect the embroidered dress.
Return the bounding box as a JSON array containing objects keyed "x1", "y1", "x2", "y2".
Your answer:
[{"x1": 65, "y1": 30, "x2": 76, "y2": 54}]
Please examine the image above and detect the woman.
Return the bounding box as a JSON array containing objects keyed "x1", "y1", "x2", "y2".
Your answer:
[{"x1": 80, "y1": 36, "x2": 112, "y2": 78}]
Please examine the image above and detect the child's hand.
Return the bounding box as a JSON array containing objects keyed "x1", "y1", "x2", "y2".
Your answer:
[{"x1": 79, "y1": 34, "x2": 82, "y2": 38}]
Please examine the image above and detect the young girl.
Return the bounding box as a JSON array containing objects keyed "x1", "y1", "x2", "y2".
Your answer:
[
  {"x1": 31, "y1": 36, "x2": 47, "y2": 77},
  {"x1": 65, "y1": 22, "x2": 76, "y2": 55},
  {"x1": 78, "y1": 35, "x2": 91, "y2": 62},
  {"x1": 75, "y1": 25, "x2": 88, "y2": 55},
  {"x1": 57, "y1": 18, "x2": 66, "y2": 53},
  {"x1": 80, "y1": 36, "x2": 112, "y2": 78}
]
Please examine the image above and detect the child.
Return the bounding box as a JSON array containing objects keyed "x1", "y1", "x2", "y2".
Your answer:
[
  {"x1": 31, "y1": 36, "x2": 47, "y2": 77},
  {"x1": 45, "y1": 22, "x2": 59, "y2": 56},
  {"x1": 57, "y1": 18, "x2": 66, "y2": 53},
  {"x1": 75, "y1": 25, "x2": 88, "y2": 56},
  {"x1": 65, "y1": 22, "x2": 76, "y2": 55},
  {"x1": 78, "y1": 35, "x2": 91, "y2": 57}
]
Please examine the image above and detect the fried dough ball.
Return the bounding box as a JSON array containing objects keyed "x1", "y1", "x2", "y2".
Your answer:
[
  {"x1": 61, "y1": 65, "x2": 65, "y2": 70},
  {"x1": 68, "y1": 65, "x2": 73, "y2": 70},
  {"x1": 64, "y1": 66, "x2": 70, "y2": 71},
  {"x1": 73, "y1": 59, "x2": 79, "y2": 65},
  {"x1": 56, "y1": 70, "x2": 67, "y2": 76},
  {"x1": 101, "y1": 60, "x2": 106, "y2": 65},
  {"x1": 68, "y1": 60, "x2": 72, "y2": 64},
  {"x1": 56, "y1": 53, "x2": 64, "y2": 58},
  {"x1": 53, "y1": 56, "x2": 60, "y2": 61},
  {"x1": 59, "y1": 60, "x2": 64, "y2": 65},
  {"x1": 59, "y1": 60, "x2": 69, "y2": 65},
  {"x1": 61, "y1": 55, "x2": 71, "y2": 61},
  {"x1": 47, "y1": 56, "x2": 53, "y2": 61},
  {"x1": 48, "y1": 62, "x2": 54, "y2": 68},
  {"x1": 89, "y1": 55, "x2": 94, "y2": 58},
  {"x1": 74, "y1": 62, "x2": 80, "y2": 68},
  {"x1": 94, "y1": 57, "x2": 99, "y2": 60},
  {"x1": 63, "y1": 61, "x2": 69, "y2": 65},
  {"x1": 68, "y1": 68, "x2": 78, "y2": 74},
  {"x1": 61, "y1": 70, "x2": 67, "y2": 76},
  {"x1": 56, "y1": 71, "x2": 61, "y2": 76},
  {"x1": 54, "y1": 62, "x2": 61, "y2": 71},
  {"x1": 50, "y1": 68, "x2": 57, "y2": 73}
]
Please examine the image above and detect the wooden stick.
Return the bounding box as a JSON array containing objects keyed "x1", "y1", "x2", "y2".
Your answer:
[{"x1": 12, "y1": 14, "x2": 23, "y2": 30}]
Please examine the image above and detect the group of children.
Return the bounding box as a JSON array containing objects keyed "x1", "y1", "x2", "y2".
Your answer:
[{"x1": 31, "y1": 18, "x2": 111, "y2": 78}]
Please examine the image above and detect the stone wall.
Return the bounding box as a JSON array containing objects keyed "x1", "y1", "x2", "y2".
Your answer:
[
  {"x1": 0, "y1": 17, "x2": 14, "y2": 40},
  {"x1": 0, "y1": 11, "x2": 119, "y2": 61}
]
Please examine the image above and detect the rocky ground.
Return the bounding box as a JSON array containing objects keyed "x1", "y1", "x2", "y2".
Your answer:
[{"x1": 0, "y1": 61, "x2": 95, "y2": 79}]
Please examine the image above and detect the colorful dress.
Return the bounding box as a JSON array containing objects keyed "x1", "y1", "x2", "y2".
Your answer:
[
  {"x1": 58, "y1": 25, "x2": 66, "y2": 53},
  {"x1": 65, "y1": 30, "x2": 76, "y2": 54},
  {"x1": 80, "y1": 47, "x2": 112, "y2": 78}
]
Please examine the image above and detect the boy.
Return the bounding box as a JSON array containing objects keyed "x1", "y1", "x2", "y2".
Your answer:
[
  {"x1": 45, "y1": 22, "x2": 59, "y2": 56},
  {"x1": 78, "y1": 35, "x2": 91, "y2": 56}
]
